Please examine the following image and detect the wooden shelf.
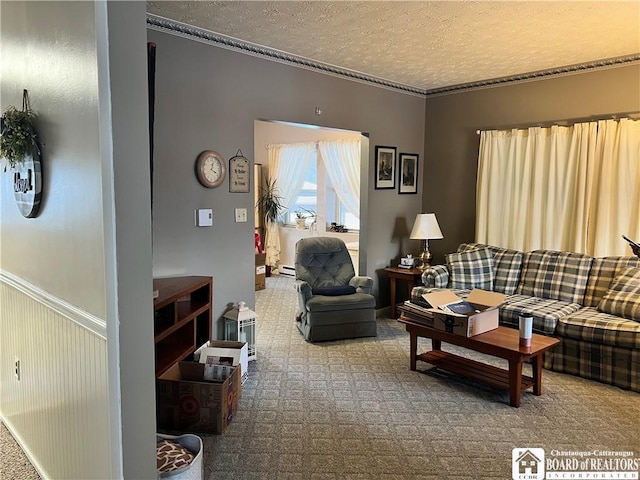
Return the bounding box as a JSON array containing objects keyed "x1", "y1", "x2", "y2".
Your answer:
[
  {"x1": 417, "y1": 350, "x2": 534, "y2": 392},
  {"x1": 153, "y1": 276, "x2": 213, "y2": 377}
]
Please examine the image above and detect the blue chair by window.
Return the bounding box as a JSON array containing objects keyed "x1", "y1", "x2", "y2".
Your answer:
[{"x1": 294, "y1": 237, "x2": 377, "y2": 342}]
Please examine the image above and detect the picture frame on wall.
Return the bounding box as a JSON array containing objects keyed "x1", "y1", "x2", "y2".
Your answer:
[
  {"x1": 375, "y1": 146, "x2": 397, "y2": 189},
  {"x1": 398, "y1": 153, "x2": 419, "y2": 194}
]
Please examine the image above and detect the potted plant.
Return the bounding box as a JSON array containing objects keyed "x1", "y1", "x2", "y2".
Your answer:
[
  {"x1": 294, "y1": 210, "x2": 308, "y2": 229},
  {"x1": 0, "y1": 90, "x2": 40, "y2": 171},
  {"x1": 256, "y1": 178, "x2": 286, "y2": 275},
  {"x1": 294, "y1": 208, "x2": 316, "y2": 229}
]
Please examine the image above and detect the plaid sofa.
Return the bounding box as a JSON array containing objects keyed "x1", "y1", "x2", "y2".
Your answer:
[{"x1": 411, "y1": 243, "x2": 640, "y2": 392}]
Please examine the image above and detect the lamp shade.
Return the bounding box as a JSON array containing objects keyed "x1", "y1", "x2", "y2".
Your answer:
[{"x1": 409, "y1": 213, "x2": 443, "y2": 240}]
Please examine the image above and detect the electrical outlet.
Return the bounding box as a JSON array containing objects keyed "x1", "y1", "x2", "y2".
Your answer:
[
  {"x1": 235, "y1": 208, "x2": 247, "y2": 223},
  {"x1": 14, "y1": 357, "x2": 20, "y2": 381}
]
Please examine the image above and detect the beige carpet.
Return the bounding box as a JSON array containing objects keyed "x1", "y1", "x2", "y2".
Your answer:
[
  {"x1": 202, "y1": 274, "x2": 640, "y2": 479},
  {"x1": 0, "y1": 421, "x2": 40, "y2": 479}
]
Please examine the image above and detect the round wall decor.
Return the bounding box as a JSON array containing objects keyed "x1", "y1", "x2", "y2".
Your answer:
[{"x1": 13, "y1": 150, "x2": 42, "y2": 218}]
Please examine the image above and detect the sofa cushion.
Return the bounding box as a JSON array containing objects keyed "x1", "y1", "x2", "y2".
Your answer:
[
  {"x1": 458, "y1": 243, "x2": 523, "y2": 295},
  {"x1": 446, "y1": 247, "x2": 494, "y2": 291},
  {"x1": 583, "y1": 256, "x2": 640, "y2": 307},
  {"x1": 555, "y1": 306, "x2": 640, "y2": 349},
  {"x1": 516, "y1": 250, "x2": 593, "y2": 304},
  {"x1": 499, "y1": 294, "x2": 582, "y2": 335},
  {"x1": 597, "y1": 267, "x2": 640, "y2": 322}
]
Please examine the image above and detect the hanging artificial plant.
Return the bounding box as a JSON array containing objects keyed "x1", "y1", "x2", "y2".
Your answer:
[{"x1": 0, "y1": 89, "x2": 40, "y2": 170}]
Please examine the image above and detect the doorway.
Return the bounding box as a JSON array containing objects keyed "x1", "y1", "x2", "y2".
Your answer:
[{"x1": 254, "y1": 120, "x2": 369, "y2": 278}]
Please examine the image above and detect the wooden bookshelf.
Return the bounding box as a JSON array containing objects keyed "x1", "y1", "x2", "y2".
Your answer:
[{"x1": 153, "y1": 276, "x2": 213, "y2": 377}]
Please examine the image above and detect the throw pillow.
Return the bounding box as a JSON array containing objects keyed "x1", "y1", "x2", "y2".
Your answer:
[
  {"x1": 597, "y1": 266, "x2": 640, "y2": 322},
  {"x1": 446, "y1": 247, "x2": 495, "y2": 291},
  {"x1": 157, "y1": 439, "x2": 195, "y2": 474},
  {"x1": 312, "y1": 285, "x2": 357, "y2": 296}
]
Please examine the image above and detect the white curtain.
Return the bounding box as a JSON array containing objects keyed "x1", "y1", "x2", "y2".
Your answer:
[
  {"x1": 267, "y1": 142, "x2": 315, "y2": 214},
  {"x1": 477, "y1": 119, "x2": 640, "y2": 256},
  {"x1": 587, "y1": 119, "x2": 640, "y2": 256},
  {"x1": 476, "y1": 123, "x2": 597, "y2": 252},
  {"x1": 318, "y1": 139, "x2": 361, "y2": 219},
  {"x1": 265, "y1": 142, "x2": 315, "y2": 268}
]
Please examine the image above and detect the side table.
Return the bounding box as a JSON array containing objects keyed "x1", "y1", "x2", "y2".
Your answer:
[{"x1": 384, "y1": 266, "x2": 424, "y2": 318}]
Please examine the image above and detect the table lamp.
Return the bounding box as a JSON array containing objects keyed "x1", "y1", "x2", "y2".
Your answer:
[{"x1": 409, "y1": 213, "x2": 443, "y2": 270}]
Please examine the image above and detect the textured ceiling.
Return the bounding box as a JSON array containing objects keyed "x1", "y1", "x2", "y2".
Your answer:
[{"x1": 146, "y1": 1, "x2": 640, "y2": 93}]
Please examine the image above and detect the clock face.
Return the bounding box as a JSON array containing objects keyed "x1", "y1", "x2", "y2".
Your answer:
[{"x1": 195, "y1": 150, "x2": 226, "y2": 188}]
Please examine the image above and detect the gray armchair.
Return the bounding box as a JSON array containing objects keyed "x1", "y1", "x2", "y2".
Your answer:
[{"x1": 294, "y1": 237, "x2": 377, "y2": 342}]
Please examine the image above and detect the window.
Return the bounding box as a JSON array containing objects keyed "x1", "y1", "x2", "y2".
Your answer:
[
  {"x1": 282, "y1": 144, "x2": 360, "y2": 231},
  {"x1": 286, "y1": 151, "x2": 317, "y2": 224}
]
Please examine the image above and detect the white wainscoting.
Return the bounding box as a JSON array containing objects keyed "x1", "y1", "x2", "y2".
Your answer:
[{"x1": 0, "y1": 272, "x2": 112, "y2": 479}]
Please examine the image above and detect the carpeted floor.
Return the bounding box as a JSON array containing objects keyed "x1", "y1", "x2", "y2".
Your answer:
[
  {"x1": 203, "y1": 274, "x2": 640, "y2": 479},
  {"x1": 0, "y1": 421, "x2": 40, "y2": 479},
  {"x1": 2, "y1": 274, "x2": 639, "y2": 479}
]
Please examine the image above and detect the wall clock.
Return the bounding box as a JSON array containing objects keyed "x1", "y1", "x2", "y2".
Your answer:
[
  {"x1": 229, "y1": 149, "x2": 250, "y2": 193},
  {"x1": 195, "y1": 150, "x2": 226, "y2": 188},
  {"x1": 13, "y1": 150, "x2": 42, "y2": 218}
]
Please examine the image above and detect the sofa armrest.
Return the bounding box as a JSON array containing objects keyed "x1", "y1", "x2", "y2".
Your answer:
[
  {"x1": 421, "y1": 265, "x2": 449, "y2": 288},
  {"x1": 349, "y1": 276, "x2": 373, "y2": 294}
]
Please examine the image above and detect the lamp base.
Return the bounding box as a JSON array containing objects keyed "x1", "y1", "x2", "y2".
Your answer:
[{"x1": 419, "y1": 243, "x2": 432, "y2": 271}]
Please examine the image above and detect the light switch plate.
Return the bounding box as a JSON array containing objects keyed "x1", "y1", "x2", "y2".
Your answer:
[
  {"x1": 235, "y1": 208, "x2": 248, "y2": 223},
  {"x1": 195, "y1": 208, "x2": 213, "y2": 227}
]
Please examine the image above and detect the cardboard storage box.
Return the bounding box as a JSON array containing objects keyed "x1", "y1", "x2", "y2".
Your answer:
[
  {"x1": 255, "y1": 253, "x2": 266, "y2": 291},
  {"x1": 422, "y1": 289, "x2": 506, "y2": 337},
  {"x1": 156, "y1": 362, "x2": 241, "y2": 435},
  {"x1": 195, "y1": 340, "x2": 248, "y2": 384}
]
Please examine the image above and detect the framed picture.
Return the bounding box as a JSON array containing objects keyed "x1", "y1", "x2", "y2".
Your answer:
[
  {"x1": 398, "y1": 153, "x2": 419, "y2": 194},
  {"x1": 375, "y1": 146, "x2": 396, "y2": 189}
]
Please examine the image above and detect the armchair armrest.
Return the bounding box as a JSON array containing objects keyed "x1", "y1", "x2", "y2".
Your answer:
[
  {"x1": 294, "y1": 280, "x2": 312, "y2": 323},
  {"x1": 349, "y1": 276, "x2": 373, "y2": 294},
  {"x1": 421, "y1": 265, "x2": 449, "y2": 288},
  {"x1": 294, "y1": 279, "x2": 312, "y2": 297}
]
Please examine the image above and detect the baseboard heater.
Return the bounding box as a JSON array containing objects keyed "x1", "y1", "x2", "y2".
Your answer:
[{"x1": 279, "y1": 265, "x2": 296, "y2": 277}]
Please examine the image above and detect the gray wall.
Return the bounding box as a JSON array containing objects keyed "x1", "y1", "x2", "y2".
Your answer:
[
  {"x1": 423, "y1": 64, "x2": 640, "y2": 262},
  {"x1": 1, "y1": 1, "x2": 156, "y2": 478},
  {"x1": 149, "y1": 29, "x2": 426, "y2": 314},
  {"x1": 101, "y1": 2, "x2": 157, "y2": 478},
  {"x1": 1, "y1": 0, "x2": 107, "y2": 318}
]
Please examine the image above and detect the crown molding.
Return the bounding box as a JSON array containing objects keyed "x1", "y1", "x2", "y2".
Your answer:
[
  {"x1": 425, "y1": 54, "x2": 640, "y2": 97},
  {"x1": 146, "y1": 14, "x2": 640, "y2": 98},
  {"x1": 146, "y1": 14, "x2": 425, "y2": 97}
]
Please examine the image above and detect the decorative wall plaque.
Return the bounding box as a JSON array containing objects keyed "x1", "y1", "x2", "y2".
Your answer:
[{"x1": 229, "y1": 149, "x2": 250, "y2": 193}]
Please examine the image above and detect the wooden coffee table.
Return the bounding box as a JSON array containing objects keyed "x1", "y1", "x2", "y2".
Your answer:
[{"x1": 397, "y1": 305, "x2": 560, "y2": 407}]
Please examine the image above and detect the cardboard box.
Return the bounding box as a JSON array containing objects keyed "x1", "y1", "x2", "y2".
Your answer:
[
  {"x1": 196, "y1": 340, "x2": 248, "y2": 384},
  {"x1": 255, "y1": 253, "x2": 266, "y2": 290},
  {"x1": 156, "y1": 362, "x2": 241, "y2": 435},
  {"x1": 422, "y1": 289, "x2": 506, "y2": 337},
  {"x1": 255, "y1": 274, "x2": 266, "y2": 291}
]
